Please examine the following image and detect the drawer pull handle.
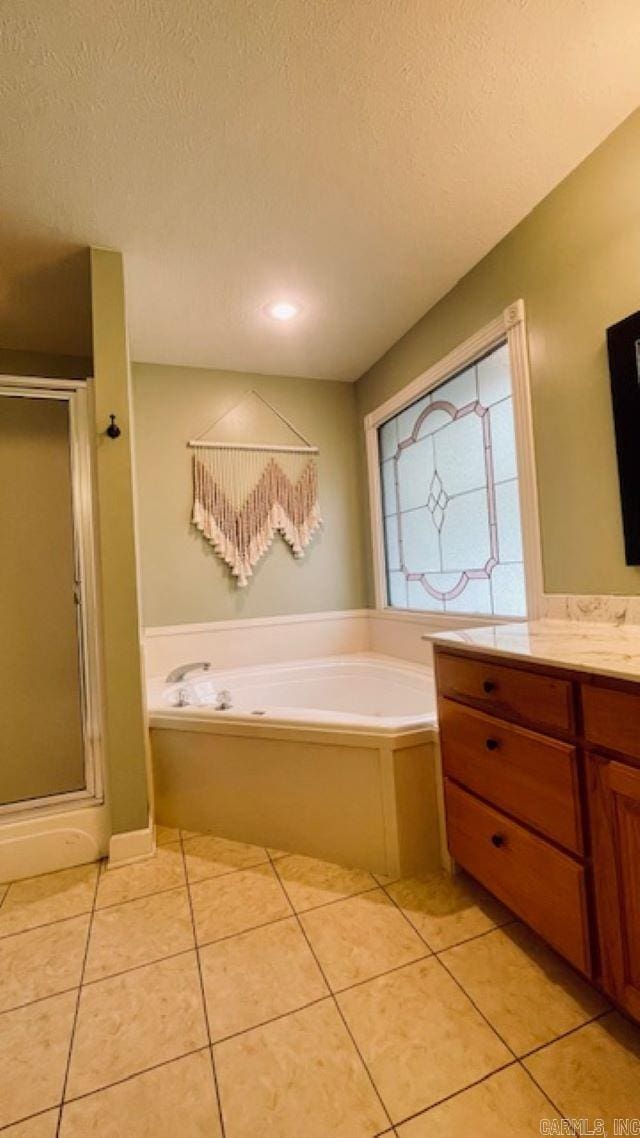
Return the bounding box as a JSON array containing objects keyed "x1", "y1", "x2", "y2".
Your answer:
[
  {"x1": 485, "y1": 738, "x2": 500, "y2": 752},
  {"x1": 491, "y1": 833, "x2": 506, "y2": 848},
  {"x1": 483, "y1": 680, "x2": 497, "y2": 694}
]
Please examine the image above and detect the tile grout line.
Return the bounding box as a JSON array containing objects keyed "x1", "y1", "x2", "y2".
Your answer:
[
  {"x1": 0, "y1": 846, "x2": 616, "y2": 1135},
  {"x1": 266, "y1": 851, "x2": 395, "y2": 1134},
  {"x1": 0, "y1": 860, "x2": 380, "y2": 946},
  {"x1": 0, "y1": 909, "x2": 93, "y2": 945},
  {"x1": 269, "y1": 881, "x2": 383, "y2": 914},
  {"x1": 211, "y1": 994, "x2": 331, "y2": 1047},
  {"x1": 376, "y1": 879, "x2": 606, "y2": 1121},
  {"x1": 190, "y1": 869, "x2": 383, "y2": 913},
  {"x1": 0, "y1": 878, "x2": 526, "y2": 1035},
  {"x1": 431, "y1": 916, "x2": 520, "y2": 954},
  {"x1": 518, "y1": 1007, "x2": 612, "y2": 1061},
  {"x1": 389, "y1": 1059, "x2": 520, "y2": 1131},
  {"x1": 82, "y1": 945, "x2": 196, "y2": 988},
  {"x1": 375, "y1": 880, "x2": 546, "y2": 1126},
  {"x1": 431, "y1": 919, "x2": 608, "y2": 1128},
  {"x1": 0, "y1": 1105, "x2": 63, "y2": 1135},
  {"x1": 376, "y1": 876, "x2": 517, "y2": 952},
  {"x1": 0, "y1": 885, "x2": 184, "y2": 942},
  {"x1": 383, "y1": 889, "x2": 577, "y2": 1128},
  {"x1": 515, "y1": 1065, "x2": 580, "y2": 1137},
  {"x1": 331, "y1": 950, "x2": 433, "y2": 996},
  {"x1": 54, "y1": 862, "x2": 102, "y2": 1138},
  {"x1": 47, "y1": 1045, "x2": 212, "y2": 1114},
  {"x1": 0, "y1": 981, "x2": 86, "y2": 1020},
  {"x1": 181, "y1": 835, "x2": 227, "y2": 1138},
  {"x1": 8, "y1": 909, "x2": 564, "y2": 1051}
]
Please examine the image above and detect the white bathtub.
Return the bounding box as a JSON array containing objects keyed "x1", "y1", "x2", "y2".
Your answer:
[
  {"x1": 147, "y1": 654, "x2": 437, "y2": 732},
  {"x1": 148, "y1": 653, "x2": 442, "y2": 878}
]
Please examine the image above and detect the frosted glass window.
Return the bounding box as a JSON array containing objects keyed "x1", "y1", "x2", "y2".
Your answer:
[{"x1": 378, "y1": 341, "x2": 526, "y2": 617}]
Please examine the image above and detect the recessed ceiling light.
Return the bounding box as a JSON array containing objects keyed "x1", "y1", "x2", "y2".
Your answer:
[{"x1": 264, "y1": 300, "x2": 300, "y2": 321}]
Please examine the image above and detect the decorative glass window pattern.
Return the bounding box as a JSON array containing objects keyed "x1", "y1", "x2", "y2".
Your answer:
[{"x1": 378, "y1": 342, "x2": 526, "y2": 616}]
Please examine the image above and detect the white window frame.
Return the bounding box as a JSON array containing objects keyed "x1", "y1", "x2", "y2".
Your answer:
[
  {"x1": 0, "y1": 375, "x2": 105, "y2": 816},
  {"x1": 364, "y1": 300, "x2": 543, "y2": 621}
]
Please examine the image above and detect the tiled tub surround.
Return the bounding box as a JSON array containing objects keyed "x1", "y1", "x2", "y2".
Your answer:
[
  {"x1": 149, "y1": 655, "x2": 441, "y2": 879},
  {"x1": 142, "y1": 607, "x2": 513, "y2": 676},
  {"x1": 2, "y1": 829, "x2": 638, "y2": 1136},
  {"x1": 142, "y1": 596, "x2": 640, "y2": 685}
]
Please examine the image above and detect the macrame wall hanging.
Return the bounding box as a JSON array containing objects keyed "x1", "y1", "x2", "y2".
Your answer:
[{"x1": 188, "y1": 391, "x2": 322, "y2": 587}]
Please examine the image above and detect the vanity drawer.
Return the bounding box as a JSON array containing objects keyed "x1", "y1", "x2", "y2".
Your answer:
[
  {"x1": 445, "y1": 779, "x2": 591, "y2": 974},
  {"x1": 582, "y1": 684, "x2": 640, "y2": 762},
  {"x1": 436, "y1": 651, "x2": 574, "y2": 735},
  {"x1": 440, "y1": 699, "x2": 582, "y2": 854}
]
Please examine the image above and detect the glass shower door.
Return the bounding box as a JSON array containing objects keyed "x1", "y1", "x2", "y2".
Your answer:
[{"x1": 0, "y1": 389, "x2": 88, "y2": 808}]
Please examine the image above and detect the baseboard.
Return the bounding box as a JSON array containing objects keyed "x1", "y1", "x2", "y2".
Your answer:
[
  {"x1": 0, "y1": 803, "x2": 109, "y2": 884},
  {"x1": 108, "y1": 820, "x2": 156, "y2": 868}
]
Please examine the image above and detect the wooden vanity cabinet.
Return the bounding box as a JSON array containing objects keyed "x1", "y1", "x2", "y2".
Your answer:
[
  {"x1": 588, "y1": 754, "x2": 640, "y2": 1021},
  {"x1": 436, "y1": 645, "x2": 640, "y2": 1022}
]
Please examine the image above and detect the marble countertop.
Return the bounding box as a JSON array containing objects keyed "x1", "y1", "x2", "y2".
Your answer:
[{"x1": 428, "y1": 619, "x2": 640, "y2": 683}]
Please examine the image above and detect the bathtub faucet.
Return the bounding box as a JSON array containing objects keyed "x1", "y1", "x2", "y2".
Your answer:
[{"x1": 165, "y1": 661, "x2": 212, "y2": 683}]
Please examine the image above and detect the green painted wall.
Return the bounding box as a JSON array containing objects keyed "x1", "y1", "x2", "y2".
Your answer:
[
  {"x1": 131, "y1": 364, "x2": 368, "y2": 626},
  {"x1": 356, "y1": 107, "x2": 640, "y2": 598},
  {"x1": 90, "y1": 249, "x2": 150, "y2": 834}
]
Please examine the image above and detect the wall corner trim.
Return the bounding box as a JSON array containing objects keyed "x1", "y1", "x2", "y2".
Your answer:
[{"x1": 108, "y1": 819, "x2": 156, "y2": 868}]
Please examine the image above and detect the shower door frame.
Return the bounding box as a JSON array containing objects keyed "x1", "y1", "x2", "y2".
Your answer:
[{"x1": 0, "y1": 375, "x2": 105, "y2": 817}]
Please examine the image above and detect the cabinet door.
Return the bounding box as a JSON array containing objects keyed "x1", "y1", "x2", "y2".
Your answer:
[{"x1": 588, "y1": 754, "x2": 640, "y2": 1019}]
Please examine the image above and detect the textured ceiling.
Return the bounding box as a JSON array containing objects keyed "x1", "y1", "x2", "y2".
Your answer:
[{"x1": 2, "y1": 1, "x2": 640, "y2": 379}]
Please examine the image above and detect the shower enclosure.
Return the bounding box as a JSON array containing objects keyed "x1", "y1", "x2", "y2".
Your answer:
[{"x1": 0, "y1": 377, "x2": 103, "y2": 821}]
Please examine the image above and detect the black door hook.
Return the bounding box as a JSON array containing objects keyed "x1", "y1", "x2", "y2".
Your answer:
[{"x1": 106, "y1": 414, "x2": 121, "y2": 439}]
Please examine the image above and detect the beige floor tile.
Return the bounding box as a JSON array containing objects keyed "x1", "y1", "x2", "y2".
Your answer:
[
  {"x1": 524, "y1": 1011, "x2": 640, "y2": 1129},
  {"x1": 155, "y1": 825, "x2": 180, "y2": 845},
  {"x1": 0, "y1": 990, "x2": 76, "y2": 1128},
  {"x1": 396, "y1": 1066, "x2": 560, "y2": 1137},
  {"x1": 84, "y1": 887, "x2": 194, "y2": 982},
  {"x1": 95, "y1": 844, "x2": 185, "y2": 909},
  {"x1": 275, "y1": 853, "x2": 377, "y2": 912},
  {"x1": 385, "y1": 870, "x2": 512, "y2": 951},
  {"x1": 0, "y1": 864, "x2": 98, "y2": 938},
  {"x1": 190, "y1": 863, "x2": 291, "y2": 945},
  {"x1": 183, "y1": 833, "x2": 268, "y2": 883},
  {"x1": 0, "y1": 914, "x2": 89, "y2": 1013},
  {"x1": 441, "y1": 923, "x2": 608, "y2": 1055},
  {"x1": 0, "y1": 882, "x2": 8, "y2": 904},
  {"x1": 66, "y1": 951, "x2": 207, "y2": 1099},
  {"x1": 337, "y1": 957, "x2": 511, "y2": 1122},
  {"x1": 300, "y1": 888, "x2": 427, "y2": 990},
  {"x1": 60, "y1": 1050, "x2": 221, "y2": 1137},
  {"x1": 201, "y1": 916, "x2": 327, "y2": 1039},
  {"x1": 215, "y1": 998, "x2": 388, "y2": 1138},
  {"x1": 3, "y1": 1111, "x2": 60, "y2": 1137},
  {"x1": 267, "y1": 847, "x2": 290, "y2": 860}
]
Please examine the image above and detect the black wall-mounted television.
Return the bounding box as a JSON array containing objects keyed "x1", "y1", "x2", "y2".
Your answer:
[{"x1": 607, "y1": 310, "x2": 640, "y2": 565}]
